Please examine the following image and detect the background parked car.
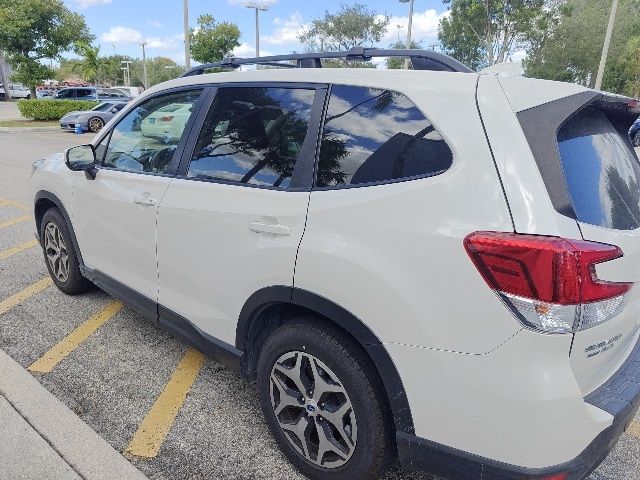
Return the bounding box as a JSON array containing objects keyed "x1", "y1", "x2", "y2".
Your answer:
[
  {"x1": 59, "y1": 101, "x2": 127, "y2": 133},
  {"x1": 140, "y1": 102, "x2": 193, "y2": 140},
  {"x1": 0, "y1": 83, "x2": 31, "y2": 100},
  {"x1": 630, "y1": 116, "x2": 640, "y2": 146},
  {"x1": 113, "y1": 86, "x2": 140, "y2": 98},
  {"x1": 54, "y1": 87, "x2": 130, "y2": 102}
]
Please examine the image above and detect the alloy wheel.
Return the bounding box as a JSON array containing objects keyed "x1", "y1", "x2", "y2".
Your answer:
[
  {"x1": 89, "y1": 117, "x2": 104, "y2": 132},
  {"x1": 269, "y1": 351, "x2": 357, "y2": 469},
  {"x1": 44, "y1": 221, "x2": 69, "y2": 283}
]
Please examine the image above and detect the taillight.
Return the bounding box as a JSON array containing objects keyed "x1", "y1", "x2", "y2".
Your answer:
[
  {"x1": 158, "y1": 115, "x2": 174, "y2": 122},
  {"x1": 464, "y1": 232, "x2": 632, "y2": 334}
]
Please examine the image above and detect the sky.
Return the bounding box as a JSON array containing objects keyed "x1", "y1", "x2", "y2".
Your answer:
[{"x1": 61, "y1": 0, "x2": 450, "y2": 65}]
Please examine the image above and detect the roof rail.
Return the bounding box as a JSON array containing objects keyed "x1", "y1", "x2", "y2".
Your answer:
[{"x1": 180, "y1": 47, "x2": 473, "y2": 77}]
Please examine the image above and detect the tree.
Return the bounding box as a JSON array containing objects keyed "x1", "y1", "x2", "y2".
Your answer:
[
  {"x1": 0, "y1": 0, "x2": 92, "y2": 97},
  {"x1": 386, "y1": 40, "x2": 423, "y2": 69},
  {"x1": 190, "y1": 14, "x2": 241, "y2": 64},
  {"x1": 299, "y1": 3, "x2": 390, "y2": 52},
  {"x1": 129, "y1": 57, "x2": 181, "y2": 87},
  {"x1": 73, "y1": 42, "x2": 108, "y2": 85},
  {"x1": 524, "y1": 0, "x2": 640, "y2": 92},
  {"x1": 438, "y1": 0, "x2": 551, "y2": 71}
]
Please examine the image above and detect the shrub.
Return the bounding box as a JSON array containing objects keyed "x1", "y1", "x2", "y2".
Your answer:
[{"x1": 17, "y1": 99, "x2": 99, "y2": 121}]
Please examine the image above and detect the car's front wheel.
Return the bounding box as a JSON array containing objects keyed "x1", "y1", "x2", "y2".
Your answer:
[
  {"x1": 87, "y1": 116, "x2": 104, "y2": 133},
  {"x1": 257, "y1": 318, "x2": 394, "y2": 480},
  {"x1": 40, "y1": 208, "x2": 93, "y2": 295}
]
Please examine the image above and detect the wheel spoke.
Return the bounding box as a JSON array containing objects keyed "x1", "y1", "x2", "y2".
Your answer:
[
  {"x1": 270, "y1": 372, "x2": 302, "y2": 416},
  {"x1": 273, "y1": 352, "x2": 309, "y2": 398},
  {"x1": 43, "y1": 222, "x2": 69, "y2": 283},
  {"x1": 309, "y1": 357, "x2": 343, "y2": 398},
  {"x1": 280, "y1": 415, "x2": 312, "y2": 460}
]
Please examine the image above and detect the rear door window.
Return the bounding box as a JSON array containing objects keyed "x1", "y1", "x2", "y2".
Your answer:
[
  {"x1": 316, "y1": 85, "x2": 453, "y2": 187},
  {"x1": 557, "y1": 108, "x2": 640, "y2": 230}
]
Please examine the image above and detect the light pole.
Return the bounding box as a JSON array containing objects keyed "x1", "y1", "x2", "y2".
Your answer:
[
  {"x1": 120, "y1": 60, "x2": 132, "y2": 87},
  {"x1": 396, "y1": 24, "x2": 403, "y2": 44},
  {"x1": 140, "y1": 42, "x2": 148, "y2": 89},
  {"x1": 399, "y1": 0, "x2": 415, "y2": 69},
  {"x1": 244, "y1": 2, "x2": 268, "y2": 57},
  {"x1": 595, "y1": 0, "x2": 619, "y2": 91},
  {"x1": 183, "y1": 0, "x2": 191, "y2": 70}
]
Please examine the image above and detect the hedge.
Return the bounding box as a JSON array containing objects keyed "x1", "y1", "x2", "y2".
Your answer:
[{"x1": 17, "y1": 99, "x2": 99, "y2": 121}]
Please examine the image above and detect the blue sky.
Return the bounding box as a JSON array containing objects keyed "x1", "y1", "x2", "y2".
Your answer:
[{"x1": 62, "y1": 0, "x2": 449, "y2": 65}]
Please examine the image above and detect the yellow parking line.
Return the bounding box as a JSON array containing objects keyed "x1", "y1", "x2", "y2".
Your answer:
[
  {"x1": 628, "y1": 420, "x2": 640, "y2": 438},
  {"x1": 28, "y1": 300, "x2": 123, "y2": 374},
  {"x1": 125, "y1": 347, "x2": 206, "y2": 458},
  {"x1": 0, "y1": 239, "x2": 39, "y2": 261},
  {"x1": 0, "y1": 215, "x2": 30, "y2": 229},
  {"x1": 0, "y1": 277, "x2": 53, "y2": 316},
  {"x1": 0, "y1": 198, "x2": 29, "y2": 212}
]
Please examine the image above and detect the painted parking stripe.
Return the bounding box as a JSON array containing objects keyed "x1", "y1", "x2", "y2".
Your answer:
[
  {"x1": 28, "y1": 300, "x2": 123, "y2": 374},
  {"x1": 0, "y1": 215, "x2": 30, "y2": 229},
  {"x1": 0, "y1": 277, "x2": 53, "y2": 316},
  {"x1": 0, "y1": 239, "x2": 39, "y2": 261},
  {"x1": 627, "y1": 420, "x2": 640, "y2": 438},
  {"x1": 0, "y1": 198, "x2": 29, "y2": 211},
  {"x1": 125, "y1": 347, "x2": 206, "y2": 458}
]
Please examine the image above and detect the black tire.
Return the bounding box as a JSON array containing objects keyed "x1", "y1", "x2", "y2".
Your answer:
[
  {"x1": 87, "y1": 116, "x2": 104, "y2": 133},
  {"x1": 257, "y1": 318, "x2": 394, "y2": 480},
  {"x1": 25, "y1": 94, "x2": 31, "y2": 100},
  {"x1": 40, "y1": 208, "x2": 93, "y2": 295}
]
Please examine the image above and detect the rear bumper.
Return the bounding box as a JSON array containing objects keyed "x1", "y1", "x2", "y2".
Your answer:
[{"x1": 397, "y1": 335, "x2": 640, "y2": 480}]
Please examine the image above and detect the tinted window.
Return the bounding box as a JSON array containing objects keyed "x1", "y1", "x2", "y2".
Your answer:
[
  {"x1": 317, "y1": 85, "x2": 452, "y2": 187},
  {"x1": 77, "y1": 88, "x2": 95, "y2": 99},
  {"x1": 558, "y1": 108, "x2": 640, "y2": 230},
  {"x1": 188, "y1": 87, "x2": 315, "y2": 189},
  {"x1": 56, "y1": 89, "x2": 73, "y2": 99},
  {"x1": 101, "y1": 89, "x2": 201, "y2": 174}
]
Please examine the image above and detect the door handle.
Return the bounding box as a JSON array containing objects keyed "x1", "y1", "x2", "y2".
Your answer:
[
  {"x1": 250, "y1": 221, "x2": 291, "y2": 236},
  {"x1": 133, "y1": 195, "x2": 157, "y2": 206}
]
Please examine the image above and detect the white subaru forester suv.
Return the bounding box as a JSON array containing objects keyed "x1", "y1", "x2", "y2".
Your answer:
[{"x1": 31, "y1": 49, "x2": 640, "y2": 480}]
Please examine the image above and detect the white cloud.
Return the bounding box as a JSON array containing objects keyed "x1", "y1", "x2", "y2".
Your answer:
[
  {"x1": 227, "y1": 0, "x2": 278, "y2": 6},
  {"x1": 262, "y1": 11, "x2": 306, "y2": 46},
  {"x1": 148, "y1": 20, "x2": 163, "y2": 28},
  {"x1": 101, "y1": 27, "x2": 183, "y2": 51},
  {"x1": 73, "y1": 0, "x2": 111, "y2": 8},
  {"x1": 232, "y1": 43, "x2": 273, "y2": 58},
  {"x1": 380, "y1": 9, "x2": 448, "y2": 46}
]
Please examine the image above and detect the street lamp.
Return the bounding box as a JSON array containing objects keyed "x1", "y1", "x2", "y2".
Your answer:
[
  {"x1": 396, "y1": 24, "x2": 403, "y2": 44},
  {"x1": 120, "y1": 60, "x2": 132, "y2": 87},
  {"x1": 140, "y1": 42, "x2": 148, "y2": 89},
  {"x1": 595, "y1": 0, "x2": 619, "y2": 90},
  {"x1": 183, "y1": 0, "x2": 191, "y2": 71},
  {"x1": 399, "y1": 0, "x2": 415, "y2": 70},
  {"x1": 244, "y1": 2, "x2": 268, "y2": 57}
]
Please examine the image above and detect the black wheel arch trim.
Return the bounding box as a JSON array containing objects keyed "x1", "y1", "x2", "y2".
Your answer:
[
  {"x1": 34, "y1": 190, "x2": 84, "y2": 266},
  {"x1": 236, "y1": 286, "x2": 415, "y2": 435}
]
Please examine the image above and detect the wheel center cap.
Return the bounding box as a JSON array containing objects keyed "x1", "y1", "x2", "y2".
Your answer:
[{"x1": 305, "y1": 399, "x2": 318, "y2": 416}]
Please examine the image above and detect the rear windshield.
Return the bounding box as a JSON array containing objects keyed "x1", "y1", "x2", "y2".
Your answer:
[{"x1": 557, "y1": 108, "x2": 640, "y2": 230}]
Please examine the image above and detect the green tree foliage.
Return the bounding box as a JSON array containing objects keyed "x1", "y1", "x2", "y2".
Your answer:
[
  {"x1": 128, "y1": 57, "x2": 181, "y2": 87},
  {"x1": 73, "y1": 42, "x2": 109, "y2": 85},
  {"x1": 190, "y1": 14, "x2": 241, "y2": 64},
  {"x1": 438, "y1": 0, "x2": 551, "y2": 70},
  {"x1": 0, "y1": 0, "x2": 92, "y2": 96},
  {"x1": 524, "y1": 0, "x2": 640, "y2": 93},
  {"x1": 386, "y1": 40, "x2": 423, "y2": 69},
  {"x1": 299, "y1": 3, "x2": 390, "y2": 52}
]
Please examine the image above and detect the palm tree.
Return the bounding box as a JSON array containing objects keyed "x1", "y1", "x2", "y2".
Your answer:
[{"x1": 73, "y1": 42, "x2": 108, "y2": 85}]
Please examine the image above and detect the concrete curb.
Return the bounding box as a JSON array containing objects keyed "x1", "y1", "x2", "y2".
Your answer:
[
  {"x1": 0, "y1": 126, "x2": 60, "y2": 133},
  {"x1": 0, "y1": 349, "x2": 148, "y2": 480}
]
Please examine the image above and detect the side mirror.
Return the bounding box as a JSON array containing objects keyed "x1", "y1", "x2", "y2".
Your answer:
[
  {"x1": 65, "y1": 144, "x2": 98, "y2": 179},
  {"x1": 111, "y1": 107, "x2": 118, "y2": 113}
]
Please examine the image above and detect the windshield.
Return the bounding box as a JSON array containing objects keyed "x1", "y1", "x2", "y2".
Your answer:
[{"x1": 91, "y1": 103, "x2": 112, "y2": 112}]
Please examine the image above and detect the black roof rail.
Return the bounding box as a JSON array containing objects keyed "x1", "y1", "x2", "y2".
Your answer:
[{"x1": 180, "y1": 47, "x2": 473, "y2": 77}]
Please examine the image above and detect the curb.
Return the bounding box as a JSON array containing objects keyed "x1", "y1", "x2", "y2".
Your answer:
[
  {"x1": 0, "y1": 349, "x2": 148, "y2": 480},
  {"x1": 0, "y1": 126, "x2": 60, "y2": 133}
]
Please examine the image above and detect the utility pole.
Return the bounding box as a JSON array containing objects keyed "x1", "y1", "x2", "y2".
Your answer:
[
  {"x1": 0, "y1": 51, "x2": 11, "y2": 100},
  {"x1": 183, "y1": 0, "x2": 191, "y2": 70},
  {"x1": 400, "y1": 0, "x2": 415, "y2": 69},
  {"x1": 140, "y1": 42, "x2": 148, "y2": 89},
  {"x1": 244, "y1": 2, "x2": 268, "y2": 57},
  {"x1": 595, "y1": 0, "x2": 619, "y2": 91}
]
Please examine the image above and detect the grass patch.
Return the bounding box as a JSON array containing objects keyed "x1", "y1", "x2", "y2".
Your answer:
[{"x1": 0, "y1": 119, "x2": 59, "y2": 128}]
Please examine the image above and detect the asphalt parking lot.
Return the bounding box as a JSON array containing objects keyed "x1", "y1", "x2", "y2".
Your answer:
[{"x1": 0, "y1": 128, "x2": 639, "y2": 480}]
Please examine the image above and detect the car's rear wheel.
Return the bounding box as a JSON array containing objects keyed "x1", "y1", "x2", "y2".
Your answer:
[
  {"x1": 634, "y1": 131, "x2": 640, "y2": 147},
  {"x1": 40, "y1": 208, "x2": 93, "y2": 295},
  {"x1": 257, "y1": 318, "x2": 394, "y2": 480},
  {"x1": 88, "y1": 116, "x2": 104, "y2": 133}
]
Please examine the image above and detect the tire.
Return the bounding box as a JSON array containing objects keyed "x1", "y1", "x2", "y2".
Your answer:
[
  {"x1": 87, "y1": 116, "x2": 104, "y2": 133},
  {"x1": 634, "y1": 131, "x2": 640, "y2": 148},
  {"x1": 257, "y1": 318, "x2": 394, "y2": 480},
  {"x1": 40, "y1": 208, "x2": 93, "y2": 295},
  {"x1": 25, "y1": 94, "x2": 30, "y2": 100}
]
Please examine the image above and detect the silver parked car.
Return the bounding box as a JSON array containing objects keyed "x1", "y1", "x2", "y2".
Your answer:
[{"x1": 59, "y1": 101, "x2": 128, "y2": 133}]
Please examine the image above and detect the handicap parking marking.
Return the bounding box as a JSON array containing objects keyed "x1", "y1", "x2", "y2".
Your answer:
[
  {"x1": 0, "y1": 239, "x2": 39, "y2": 261},
  {"x1": 0, "y1": 277, "x2": 53, "y2": 316},
  {"x1": 125, "y1": 347, "x2": 206, "y2": 459},
  {"x1": 628, "y1": 420, "x2": 640, "y2": 439},
  {"x1": 0, "y1": 215, "x2": 30, "y2": 229},
  {"x1": 28, "y1": 300, "x2": 123, "y2": 374}
]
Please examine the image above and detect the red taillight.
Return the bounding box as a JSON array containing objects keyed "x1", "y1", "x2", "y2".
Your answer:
[
  {"x1": 541, "y1": 474, "x2": 568, "y2": 480},
  {"x1": 158, "y1": 115, "x2": 174, "y2": 122},
  {"x1": 464, "y1": 232, "x2": 630, "y2": 305}
]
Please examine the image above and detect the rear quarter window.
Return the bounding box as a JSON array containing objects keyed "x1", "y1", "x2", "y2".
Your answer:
[{"x1": 557, "y1": 108, "x2": 640, "y2": 230}]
